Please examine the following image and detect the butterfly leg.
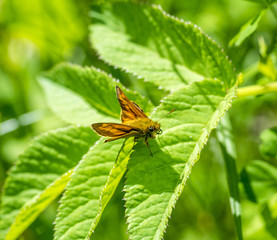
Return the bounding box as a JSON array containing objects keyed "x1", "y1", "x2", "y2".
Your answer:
[{"x1": 145, "y1": 136, "x2": 153, "y2": 157}]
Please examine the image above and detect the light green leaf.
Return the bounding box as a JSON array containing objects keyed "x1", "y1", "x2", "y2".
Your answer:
[
  {"x1": 5, "y1": 170, "x2": 73, "y2": 240},
  {"x1": 242, "y1": 160, "x2": 277, "y2": 203},
  {"x1": 259, "y1": 127, "x2": 277, "y2": 161},
  {"x1": 124, "y1": 78, "x2": 237, "y2": 240},
  {"x1": 0, "y1": 126, "x2": 98, "y2": 240},
  {"x1": 40, "y1": 63, "x2": 153, "y2": 125},
  {"x1": 229, "y1": 10, "x2": 266, "y2": 47},
  {"x1": 89, "y1": 3, "x2": 236, "y2": 90},
  {"x1": 54, "y1": 138, "x2": 132, "y2": 240}
]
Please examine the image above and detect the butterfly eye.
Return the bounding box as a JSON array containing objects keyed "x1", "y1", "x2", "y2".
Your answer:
[{"x1": 149, "y1": 126, "x2": 154, "y2": 132}]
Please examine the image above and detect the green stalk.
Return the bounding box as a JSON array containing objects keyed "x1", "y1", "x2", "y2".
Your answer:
[
  {"x1": 237, "y1": 82, "x2": 277, "y2": 98},
  {"x1": 217, "y1": 114, "x2": 243, "y2": 240}
]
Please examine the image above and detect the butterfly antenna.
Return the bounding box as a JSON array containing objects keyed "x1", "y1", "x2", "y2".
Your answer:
[{"x1": 157, "y1": 108, "x2": 175, "y2": 122}]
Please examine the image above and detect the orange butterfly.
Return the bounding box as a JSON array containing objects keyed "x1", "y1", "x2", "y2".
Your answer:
[{"x1": 91, "y1": 86, "x2": 174, "y2": 156}]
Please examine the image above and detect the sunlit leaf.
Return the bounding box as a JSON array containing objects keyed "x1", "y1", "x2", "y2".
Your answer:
[
  {"x1": 54, "y1": 138, "x2": 132, "y2": 240},
  {"x1": 0, "y1": 126, "x2": 98, "y2": 240},
  {"x1": 89, "y1": 3, "x2": 239, "y2": 239},
  {"x1": 90, "y1": 2, "x2": 236, "y2": 90},
  {"x1": 124, "y1": 78, "x2": 237, "y2": 239},
  {"x1": 5, "y1": 170, "x2": 73, "y2": 240},
  {"x1": 86, "y1": 138, "x2": 133, "y2": 239},
  {"x1": 40, "y1": 63, "x2": 153, "y2": 125}
]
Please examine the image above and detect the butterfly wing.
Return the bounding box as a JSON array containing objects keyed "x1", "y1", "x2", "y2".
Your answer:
[
  {"x1": 91, "y1": 123, "x2": 143, "y2": 142},
  {"x1": 116, "y1": 86, "x2": 148, "y2": 123}
]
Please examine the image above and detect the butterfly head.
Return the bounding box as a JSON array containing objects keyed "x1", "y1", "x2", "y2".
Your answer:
[
  {"x1": 148, "y1": 122, "x2": 162, "y2": 138},
  {"x1": 147, "y1": 108, "x2": 175, "y2": 138}
]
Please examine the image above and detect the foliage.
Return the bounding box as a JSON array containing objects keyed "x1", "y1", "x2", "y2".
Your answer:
[{"x1": 0, "y1": 0, "x2": 277, "y2": 240}]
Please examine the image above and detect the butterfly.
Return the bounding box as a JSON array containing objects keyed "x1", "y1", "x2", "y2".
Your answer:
[{"x1": 91, "y1": 86, "x2": 174, "y2": 156}]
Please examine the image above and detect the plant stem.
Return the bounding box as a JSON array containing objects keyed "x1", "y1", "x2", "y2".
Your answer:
[
  {"x1": 237, "y1": 81, "x2": 277, "y2": 98},
  {"x1": 217, "y1": 114, "x2": 243, "y2": 240}
]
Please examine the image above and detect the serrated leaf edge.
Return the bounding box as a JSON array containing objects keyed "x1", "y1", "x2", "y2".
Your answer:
[
  {"x1": 89, "y1": 3, "x2": 236, "y2": 88},
  {"x1": 85, "y1": 139, "x2": 134, "y2": 239},
  {"x1": 0, "y1": 125, "x2": 82, "y2": 199},
  {"x1": 53, "y1": 138, "x2": 102, "y2": 238},
  {"x1": 124, "y1": 77, "x2": 239, "y2": 240}
]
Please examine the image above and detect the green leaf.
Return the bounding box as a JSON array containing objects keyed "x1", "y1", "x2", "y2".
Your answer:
[
  {"x1": 143, "y1": 81, "x2": 170, "y2": 107},
  {"x1": 229, "y1": 10, "x2": 266, "y2": 47},
  {"x1": 124, "y1": 78, "x2": 237, "y2": 240},
  {"x1": 54, "y1": 138, "x2": 132, "y2": 240},
  {"x1": 217, "y1": 114, "x2": 243, "y2": 240},
  {"x1": 89, "y1": 3, "x2": 236, "y2": 90},
  {"x1": 242, "y1": 160, "x2": 277, "y2": 203},
  {"x1": 39, "y1": 63, "x2": 153, "y2": 125},
  {"x1": 259, "y1": 127, "x2": 277, "y2": 161},
  {"x1": 5, "y1": 170, "x2": 73, "y2": 240},
  {"x1": 87, "y1": 138, "x2": 134, "y2": 239},
  {"x1": 0, "y1": 126, "x2": 98, "y2": 240}
]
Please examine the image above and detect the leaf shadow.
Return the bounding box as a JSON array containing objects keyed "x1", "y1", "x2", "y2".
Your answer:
[{"x1": 127, "y1": 139, "x2": 183, "y2": 194}]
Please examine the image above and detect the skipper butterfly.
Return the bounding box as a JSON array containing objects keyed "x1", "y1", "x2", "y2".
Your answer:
[{"x1": 91, "y1": 86, "x2": 174, "y2": 156}]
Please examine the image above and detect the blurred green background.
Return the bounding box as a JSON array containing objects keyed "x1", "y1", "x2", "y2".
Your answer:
[{"x1": 0, "y1": 0, "x2": 276, "y2": 239}]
